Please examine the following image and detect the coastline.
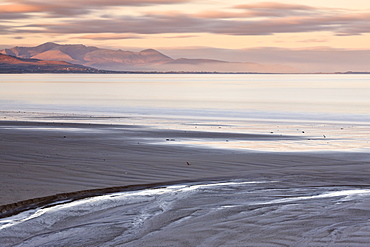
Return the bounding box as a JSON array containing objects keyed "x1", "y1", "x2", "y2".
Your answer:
[{"x1": 1, "y1": 70, "x2": 370, "y2": 74}]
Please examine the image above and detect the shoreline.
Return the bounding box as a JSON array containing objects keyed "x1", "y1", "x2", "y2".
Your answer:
[{"x1": 1, "y1": 71, "x2": 370, "y2": 75}]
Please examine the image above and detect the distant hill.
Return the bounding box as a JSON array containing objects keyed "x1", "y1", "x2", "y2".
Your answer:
[
  {"x1": 1, "y1": 42, "x2": 299, "y2": 73},
  {"x1": 159, "y1": 58, "x2": 297, "y2": 73},
  {"x1": 0, "y1": 42, "x2": 173, "y2": 69},
  {"x1": 0, "y1": 54, "x2": 101, "y2": 73}
]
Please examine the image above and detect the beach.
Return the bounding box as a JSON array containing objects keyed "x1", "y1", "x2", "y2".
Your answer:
[
  {"x1": 1, "y1": 112, "x2": 369, "y2": 207},
  {"x1": 1, "y1": 112, "x2": 370, "y2": 246}
]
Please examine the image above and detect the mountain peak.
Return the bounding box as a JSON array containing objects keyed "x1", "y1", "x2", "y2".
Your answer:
[
  {"x1": 36, "y1": 42, "x2": 59, "y2": 49},
  {"x1": 136, "y1": 49, "x2": 173, "y2": 64},
  {"x1": 41, "y1": 42, "x2": 57, "y2": 45},
  {"x1": 139, "y1": 49, "x2": 161, "y2": 54}
]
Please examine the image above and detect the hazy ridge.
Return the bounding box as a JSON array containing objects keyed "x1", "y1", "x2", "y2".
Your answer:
[{"x1": 1, "y1": 42, "x2": 299, "y2": 73}]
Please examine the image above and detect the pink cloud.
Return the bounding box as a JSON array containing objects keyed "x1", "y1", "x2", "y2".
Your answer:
[
  {"x1": 235, "y1": 2, "x2": 315, "y2": 10},
  {"x1": 195, "y1": 2, "x2": 320, "y2": 19},
  {"x1": 73, "y1": 34, "x2": 143, "y2": 40},
  {"x1": 0, "y1": 0, "x2": 194, "y2": 19},
  {"x1": 0, "y1": 3, "x2": 48, "y2": 13}
]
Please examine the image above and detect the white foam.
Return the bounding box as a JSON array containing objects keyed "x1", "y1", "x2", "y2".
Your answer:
[
  {"x1": 258, "y1": 189, "x2": 370, "y2": 205},
  {"x1": 0, "y1": 180, "x2": 267, "y2": 230}
]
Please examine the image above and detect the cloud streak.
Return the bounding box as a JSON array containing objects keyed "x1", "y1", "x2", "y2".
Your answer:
[
  {"x1": 235, "y1": 2, "x2": 316, "y2": 11},
  {"x1": 21, "y1": 12, "x2": 370, "y2": 36},
  {"x1": 72, "y1": 33, "x2": 143, "y2": 40},
  {"x1": 194, "y1": 2, "x2": 318, "y2": 19},
  {"x1": 0, "y1": 0, "x2": 193, "y2": 17},
  {"x1": 2, "y1": 1, "x2": 370, "y2": 36}
]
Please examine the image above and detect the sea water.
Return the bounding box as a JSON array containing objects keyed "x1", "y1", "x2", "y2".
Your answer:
[
  {"x1": 1, "y1": 74, "x2": 369, "y2": 152},
  {"x1": 1, "y1": 74, "x2": 370, "y2": 120}
]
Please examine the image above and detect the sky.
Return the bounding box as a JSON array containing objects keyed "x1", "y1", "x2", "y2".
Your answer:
[{"x1": 1, "y1": 0, "x2": 370, "y2": 71}]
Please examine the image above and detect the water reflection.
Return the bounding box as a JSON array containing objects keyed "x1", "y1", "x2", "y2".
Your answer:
[{"x1": 1, "y1": 74, "x2": 370, "y2": 118}]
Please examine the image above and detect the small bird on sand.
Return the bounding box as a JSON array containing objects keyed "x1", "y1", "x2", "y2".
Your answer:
[{"x1": 186, "y1": 162, "x2": 191, "y2": 165}]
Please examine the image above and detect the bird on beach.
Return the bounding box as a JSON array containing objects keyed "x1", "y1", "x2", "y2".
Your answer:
[{"x1": 186, "y1": 162, "x2": 191, "y2": 165}]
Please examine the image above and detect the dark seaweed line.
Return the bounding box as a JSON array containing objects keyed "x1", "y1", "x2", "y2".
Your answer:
[
  {"x1": 3, "y1": 177, "x2": 368, "y2": 220},
  {"x1": 0, "y1": 178, "x2": 221, "y2": 219}
]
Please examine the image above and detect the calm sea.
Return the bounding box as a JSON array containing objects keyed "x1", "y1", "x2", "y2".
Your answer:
[
  {"x1": 1, "y1": 73, "x2": 369, "y2": 151},
  {"x1": 1, "y1": 74, "x2": 369, "y2": 122}
]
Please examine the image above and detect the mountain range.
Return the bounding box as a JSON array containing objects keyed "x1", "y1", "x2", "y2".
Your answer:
[
  {"x1": 0, "y1": 53, "x2": 101, "y2": 73},
  {"x1": 0, "y1": 42, "x2": 299, "y2": 73}
]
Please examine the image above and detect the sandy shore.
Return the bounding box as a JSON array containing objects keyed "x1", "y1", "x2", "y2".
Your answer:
[{"x1": 1, "y1": 115, "x2": 370, "y2": 212}]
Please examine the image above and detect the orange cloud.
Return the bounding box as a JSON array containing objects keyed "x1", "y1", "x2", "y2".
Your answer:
[{"x1": 0, "y1": 3, "x2": 46, "y2": 13}]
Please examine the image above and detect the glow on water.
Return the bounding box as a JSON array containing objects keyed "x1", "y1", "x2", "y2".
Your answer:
[
  {"x1": 155, "y1": 119, "x2": 370, "y2": 152},
  {"x1": 1, "y1": 74, "x2": 370, "y2": 118},
  {"x1": 1, "y1": 74, "x2": 369, "y2": 152}
]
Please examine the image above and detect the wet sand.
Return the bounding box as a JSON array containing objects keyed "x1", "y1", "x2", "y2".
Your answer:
[
  {"x1": 1, "y1": 114, "x2": 370, "y2": 246},
  {"x1": 1, "y1": 115, "x2": 369, "y2": 210}
]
